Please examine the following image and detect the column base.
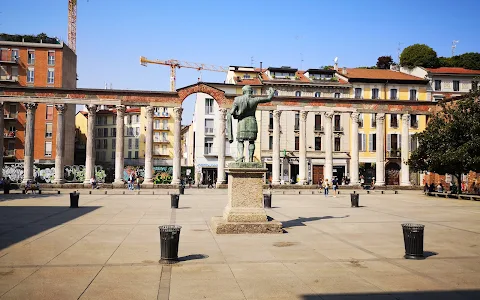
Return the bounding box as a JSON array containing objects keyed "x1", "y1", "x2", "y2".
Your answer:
[
  {"x1": 113, "y1": 180, "x2": 125, "y2": 188},
  {"x1": 375, "y1": 181, "x2": 386, "y2": 186},
  {"x1": 298, "y1": 180, "x2": 307, "y2": 185},
  {"x1": 143, "y1": 179, "x2": 153, "y2": 184},
  {"x1": 400, "y1": 182, "x2": 411, "y2": 186},
  {"x1": 272, "y1": 180, "x2": 281, "y2": 185},
  {"x1": 171, "y1": 179, "x2": 181, "y2": 185},
  {"x1": 211, "y1": 216, "x2": 283, "y2": 234}
]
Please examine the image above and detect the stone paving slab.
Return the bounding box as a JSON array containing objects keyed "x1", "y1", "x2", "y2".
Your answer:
[{"x1": 0, "y1": 191, "x2": 479, "y2": 299}]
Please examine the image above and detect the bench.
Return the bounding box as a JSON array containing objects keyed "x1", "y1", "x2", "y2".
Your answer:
[{"x1": 426, "y1": 192, "x2": 480, "y2": 201}]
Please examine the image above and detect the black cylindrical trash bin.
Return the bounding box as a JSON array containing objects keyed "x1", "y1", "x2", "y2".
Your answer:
[
  {"x1": 70, "y1": 192, "x2": 79, "y2": 208},
  {"x1": 3, "y1": 183, "x2": 10, "y2": 194},
  {"x1": 264, "y1": 194, "x2": 272, "y2": 208},
  {"x1": 159, "y1": 225, "x2": 182, "y2": 262},
  {"x1": 402, "y1": 223, "x2": 425, "y2": 259},
  {"x1": 350, "y1": 193, "x2": 359, "y2": 207},
  {"x1": 171, "y1": 194, "x2": 179, "y2": 208},
  {"x1": 179, "y1": 186, "x2": 185, "y2": 195}
]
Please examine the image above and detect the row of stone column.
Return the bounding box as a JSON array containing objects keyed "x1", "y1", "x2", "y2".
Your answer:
[
  {"x1": 270, "y1": 110, "x2": 411, "y2": 186},
  {"x1": 2, "y1": 103, "x2": 185, "y2": 186}
]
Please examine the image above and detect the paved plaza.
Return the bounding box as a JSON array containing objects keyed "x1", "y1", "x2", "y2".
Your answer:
[{"x1": 0, "y1": 190, "x2": 479, "y2": 299}]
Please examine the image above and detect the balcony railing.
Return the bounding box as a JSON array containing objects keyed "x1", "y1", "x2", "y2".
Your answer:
[
  {"x1": 0, "y1": 53, "x2": 19, "y2": 64},
  {"x1": 3, "y1": 112, "x2": 18, "y2": 119},
  {"x1": 334, "y1": 126, "x2": 344, "y2": 132},
  {"x1": 410, "y1": 121, "x2": 419, "y2": 128},
  {"x1": 205, "y1": 127, "x2": 214, "y2": 135},
  {"x1": 4, "y1": 150, "x2": 15, "y2": 157},
  {"x1": 386, "y1": 149, "x2": 401, "y2": 158},
  {"x1": 154, "y1": 111, "x2": 170, "y2": 118},
  {"x1": 154, "y1": 139, "x2": 169, "y2": 143},
  {"x1": 0, "y1": 75, "x2": 18, "y2": 82},
  {"x1": 4, "y1": 131, "x2": 16, "y2": 138},
  {"x1": 314, "y1": 126, "x2": 324, "y2": 132}
]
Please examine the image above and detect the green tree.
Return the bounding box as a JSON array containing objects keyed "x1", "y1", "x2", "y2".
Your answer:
[
  {"x1": 439, "y1": 53, "x2": 480, "y2": 70},
  {"x1": 376, "y1": 56, "x2": 393, "y2": 69},
  {"x1": 400, "y1": 44, "x2": 440, "y2": 68},
  {"x1": 408, "y1": 88, "x2": 480, "y2": 192}
]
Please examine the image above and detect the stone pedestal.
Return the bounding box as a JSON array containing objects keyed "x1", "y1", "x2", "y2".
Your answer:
[{"x1": 211, "y1": 162, "x2": 283, "y2": 234}]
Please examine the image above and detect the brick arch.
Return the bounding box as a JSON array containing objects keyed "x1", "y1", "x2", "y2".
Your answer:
[{"x1": 177, "y1": 83, "x2": 229, "y2": 107}]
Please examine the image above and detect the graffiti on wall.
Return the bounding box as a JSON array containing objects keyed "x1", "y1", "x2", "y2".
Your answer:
[
  {"x1": 123, "y1": 166, "x2": 145, "y2": 182},
  {"x1": 153, "y1": 166, "x2": 173, "y2": 184},
  {"x1": 2, "y1": 164, "x2": 107, "y2": 183}
]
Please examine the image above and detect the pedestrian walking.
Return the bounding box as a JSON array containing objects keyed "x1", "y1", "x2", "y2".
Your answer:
[
  {"x1": 332, "y1": 178, "x2": 338, "y2": 197},
  {"x1": 323, "y1": 179, "x2": 330, "y2": 196}
]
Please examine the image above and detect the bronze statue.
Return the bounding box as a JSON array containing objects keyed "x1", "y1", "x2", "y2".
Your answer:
[{"x1": 227, "y1": 85, "x2": 275, "y2": 162}]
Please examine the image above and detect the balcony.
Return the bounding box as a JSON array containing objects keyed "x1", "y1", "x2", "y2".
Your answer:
[
  {"x1": 154, "y1": 112, "x2": 170, "y2": 118},
  {"x1": 158, "y1": 126, "x2": 169, "y2": 131},
  {"x1": 205, "y1": 127, "x2": 215, "y2": 135},
  {"x1": 3, "y1": 112, "x2": 18, "y2": 120},
  {"x1": 333, "y1": 126, "x2": 344, "y2": 132},
  {"x1": 386, "y1": 149, "x2": 401, "y2": 158},
  {"x1": 154, "y1": 139, "x2": 169, "y2": 144},
  {"x1": 314, "y1": 126, "x2": 324, "y2": 132},
  {"x1": 0, "y1": 75, "x2": 18, "y2": 83},
  {"x1": 3, "y1": 131, "x2": 16, "y2": 138},
  {"x1": 0, "y1": 53, "x2": 19, "y2": 64},
  {"x1": 4, "y1": 149, "x2": 15, "y2": 157}
]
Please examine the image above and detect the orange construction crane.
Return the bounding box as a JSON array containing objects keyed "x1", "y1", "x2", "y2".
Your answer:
[{"x1": 140, "y1": 56, "x2": 228, "y2": 91}]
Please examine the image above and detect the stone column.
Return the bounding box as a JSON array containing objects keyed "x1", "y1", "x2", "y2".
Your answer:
[
  {"x1": 216, "y1": 108, "x2": 227, "y2": 186},
  {"x1": 324, "y1": 111, "x2": 334, "y2": 181},
  {"x1": 22, "y1": 103, "x2": 37, "y2": 184},
  {"x1": 350, "y1": 112, "x2": 360, "y2": 185},
  {"x1": 171, "y1": 107, "x2": 183, "y2": 185},
  {"x1": 298, "y1": 111, "x2": 308, "y2": 185},
  {"x1": 375, "y1": 113, "x2": 386, "y2": 186},
  {"x1": 53, "y1": 104, "x2": 67, "y2": 184},
  {"x1": 114, "y1": 105, "x2": 126, "y2": 186},
  {"x1": 272, "y1": 110, "x2": 282, "y2": 185},
  {"x1": 83, "y1": 104, "x2": 97, "y2": 184},
  {"x1": 0, "y1": 102, "x2": 4, "y2": 178},
  {"x1": 401, "y1": 114, "x2": 411, "y2": 186},
  {"x1": 143, "y1": 106, "x2": 154, "y2": 184}
]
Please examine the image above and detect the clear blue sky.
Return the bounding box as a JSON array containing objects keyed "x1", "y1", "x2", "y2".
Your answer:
[{"x1": 1, "y1": 0, "x2": 479, "y2": 124}]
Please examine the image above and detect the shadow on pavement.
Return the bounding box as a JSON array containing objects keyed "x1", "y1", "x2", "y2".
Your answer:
[
  {"x1": 302, "y1": 290, "x2": 480, "y2": 299},
  {"x1": 178, "y1": 254, "x2": 209, "y2": 262},
  {"x1": 282, "y1": 215, "x2": 349, "y2": 228},
  {"x1": 0, "y1": 205, "x2": 100, "y2": 250}
]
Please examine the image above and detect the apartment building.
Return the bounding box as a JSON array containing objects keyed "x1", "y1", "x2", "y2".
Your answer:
[{"x1": 1, "y1": 35, "x2": 77, "y2": 165}]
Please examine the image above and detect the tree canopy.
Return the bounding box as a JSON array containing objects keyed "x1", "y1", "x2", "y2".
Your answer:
[
  {"x1": 408, "y1": 87, "x2": 480, "y2": 188},
  {"x1": 400, "y1": 44, "x2": 440, "y2": 68},
  {"x1": 439, "y1": 52, "x2": 480, "y2": 70},
  {"x1": 376, "y1": 56, "x2": 393, "y2": 69}
]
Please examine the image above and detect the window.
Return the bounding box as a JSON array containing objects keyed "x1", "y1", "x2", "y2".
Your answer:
[
  {"x1": 294, "y1": 112, "x2": 299, "y2": 130},
  {"x1": 371, "y1": 113, "x2": 376, "y2": 128},
  {"x1": 103, "y1": 128, "x2": 108, "y2": 137},
  {"x1": 27, "y1": 50, "x2": 35, "y2": 65},
  {"x1": 334, "y1": 137, "x2": 341, "y2": 151},
  {"x1": 274, "y1": 90, "x2": 279, "y2": 96},
  {"x1": 103, "y1": 139, "x2": 108, "y2": 149},
  {"x1": 205, "y1": 119, "x2": 214, "y2": 134},
  {"x1": 334, "y1": 115, "x2": 341, "y2": 131},
  {"x1": 45, "y1": 123, "x2": 53, "y2": 138},
  {"x1": 371, "y1": 88, "x2": 379, "y2": 99},
  {"x1": 27, "y1": 68, "x2": 34, "y2": 83},
  {"x1": 162, "y1": 132, "x2": 168, "y2": 141},
  {"x1": 111, "y1": 128, "x2": 116, "y2": 137},
  {"x1": 269, "y1": 136, "x2": 273, "y2": 150},
  {"x1": 96, "y1": 128, "x2": 103, "y2": 137},
  {"x1": 162, "y1": 145, "x2": 167, "y2": 155},
  {"x1": 128, "y1": 138, "x2": 132, "y2": 149},
  {"x1": 315, "y1": 137, "x2": 321, "y2": 151},
  {"x1": 410, "y1": 114, "x2": 418, "y2": 128},
  {"x1": 112, "y1": 138, "x2": 116, "y2": 149},
  {"x1": 295, "y1": 136, "x2": 299, "y2": 150},
  {"x1": 205, "y1": 98, "x2": 214, "y2": 114},
  {"x1": 295, "y1": 91, "x2": 301, "y2": 97},
  {"x1": 154, "y1": 120, "x2": 160, "y2": 129},
  {"x1": 128, "y1": 151, "x2": 132, "y2": 159},
  {"x1": 154, "y1": 132, "x2": 160, "y2": 142},
  {"x1": 112, "y1": 151, "x2": 115, "y2": 160},
  {"x1": 269, "y1": 111, "x2": 273, "y2": 130},
  {"x1": 204, "y1": 137, "x2": 213, "y2": 154},
  {"x1": 314, "y1": 92, "x2": 321, "y2": 97},
  {"x1": 390, "y1": 114, "x2": 398, "y2": 128},
  {"x1": 354, "y1": 88, "x2": 362, "y2": 99},
  {"x1": 11, "y1": 49, "x2": 18, "y2": 62},
  {"x1": 134, "y1": 151, "x2": 139, "y2": 158},
  {"x1": 45, "y1": 142, "x2": 52, "y2": 157},
  {"x1": 390, "y1": 89, "x2": 398, "y2": 100},
  {"x1": 409, "y1": 89, "x2": 417, "y2": 101},
  {"x1": 95, "y1": 140, "x2": 101, "y2": 148},
  {"x1": 135, "y1": 138, "x2": 139, "y2": 149},
  {"x1": 387, "y1": 134, "x2": 400, "y2": 151},
  {"x1": 135, "y1": 127, "x2": 140, "y2": 137},
  {"x1": 162, "y1": 119, "x2": 168, "y2": 130},
  {"x1": 243, "y1": 74, "x2": 251, "y2": 79},
  {"x1": 358, "y1": 133, "x2": 366, "y2": 151},
  {"x1": 410, "y1": 135, "x2": 418, "y2": 152},
  {"x1": 46, "y1": 105, "x2": 54, "y2": 120},
  {"x1": 358, "y1": 113, "x2": 364, "y2": 128},
  {"x1": 314, "y1": 114, "x2": 322, "y2": 130},
  {"x1": 48, "y1": 51, "x2": 55, "y2": 66},
  {"x1": 334, "y1": 92, "x2": 341, "y2": 98},
  {"x1": 369, "y1": 133, "x2": 377, "y2": 152},
  {"x1": 11, "y1": 66, "x2": 18, "y2": 80},
  {"x1": 434, "y1": 80, "x2": 441, "y2": 91},
  {"x1": 453, "y1": 80, "x2": 460, "y2": 92},
  {"x1": 112, "y1": 115, "x2": 117, "y2": 125}
]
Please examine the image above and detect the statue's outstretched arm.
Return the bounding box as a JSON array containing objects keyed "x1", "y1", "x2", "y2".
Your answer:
[{"x1": 253, "y1": 87, "x2": 275, "y2": 105}]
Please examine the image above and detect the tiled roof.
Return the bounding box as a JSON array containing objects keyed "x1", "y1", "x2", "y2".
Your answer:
[
  {"x1": 425, "y1": 67, "x2": 480, "y2": 75},
  {"x1": 342, "y1": 68, "x2": 425, "y2": 81},
  {"x1": 233, "y1": 77, "x2": 262, "y2": 86}
]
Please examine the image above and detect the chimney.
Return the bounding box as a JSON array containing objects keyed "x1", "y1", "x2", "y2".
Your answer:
[
  {"x1": 342, "y1": 67, "x2": 347, "y2": 75},
  {"x1": 260, "y1": 61, "x2": 262, "y2": 72},
  {"x1": 334, "y1": 62, "x2": 338, "y2": 71}
]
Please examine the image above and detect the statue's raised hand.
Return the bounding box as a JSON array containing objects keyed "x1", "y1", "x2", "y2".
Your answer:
[{"x1": 267, "y1": 87, "x2": 275, "y2": 98}]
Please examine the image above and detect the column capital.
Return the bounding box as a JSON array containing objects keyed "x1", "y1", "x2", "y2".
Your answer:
[
  {"x1": 145, "y1": 106, "x2": 154, "y2": 117},
  {"x1": 351, "y1": 112, "x2": 360, "y2": 122},
  {"x1": 55, "y1": 104, "x2": 67, "y2": 114},
  {"x1": 173, "y1": 107, "x2": 183, "y2": 119},
  {"x1": 85, "y1": 104, "x2": 97, "y2": 116},
  {"x1": 324, "y1": 111, "x2": 334, "y2": 119},
  {"x1": 376, "y1": 113, "x2": 385, "y2": 122},
  {"x1": 116, "y1": 105, "x2": 126, "y2": 116},
  {"x1": 401, "y1": 113, "x2": 411, "y2": 123},
  {"x1": 219, "y1": 108, "x2": 228, "y2": 118},
  {"x1": 273, "y1": 110, "x2": 282, "y2": 120},
  {"x1": 300, "y1": 110, "x2": 308, "y2": 121},
  {"x1": 25, "y1": 102, "x2": 38, "y2": 112}
]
